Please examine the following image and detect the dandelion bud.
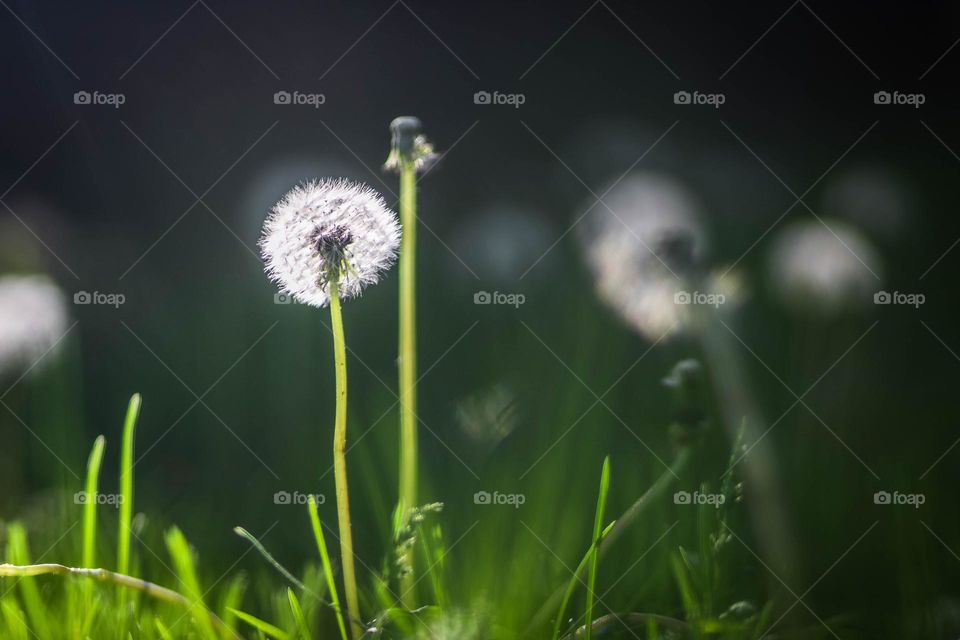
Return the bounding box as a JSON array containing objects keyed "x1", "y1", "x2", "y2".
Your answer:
[{"x1": 385, "y1": 116, "x2": 438, "y2": 173}]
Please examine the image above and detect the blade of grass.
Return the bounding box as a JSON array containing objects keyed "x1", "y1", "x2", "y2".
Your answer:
[
  {"x1": 308, "y1": 496, "x2": 349, "y2": 640},
  {"x1": 164, "y1": 526, "x2": 218, "y2": 640},
  {"x1": 531, "y1": 446, "x2": 693, "y2": 633},
  {"x1": 232, "y1": 527, "x2": 306, "y2": 592},
  {"x1": 551, "y1": 520, "x2": 616, "y2": 640},
  {"x1": 583, "y1": 456, "x2": 611, "y2": 640},
  {"x1": 117, "y1": 393, "x2": 142, "y2": 576},
  {"x1": 82, "y1": 435, "x2": 106, "y2": 568},
  {"x1": 286, "y1": 588, "x2": 311, "y2": 640},
  {"x1": 4, "y1": 524, "x2": 51, "y2": 639},
  {"x1": 228, "y1": 608, "x2": 291, "y2": 640}
]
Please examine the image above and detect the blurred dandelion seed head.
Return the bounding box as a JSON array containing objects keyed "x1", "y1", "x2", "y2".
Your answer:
[
  {"x1": 260, "y1": 179, "x2": 401, "y2": 307},
  {"x1": 579, "y1": 172, "x2": 706, "y2": 340},
  {"x1": 455, "y1": 383, "x2": 518, "y2": 452},
  {"x1": 0, "y1": 274, "x2": 69, "y2": 378},
  {"x1": 768, "y1": 218, "x2": 882, "y2": 315}
]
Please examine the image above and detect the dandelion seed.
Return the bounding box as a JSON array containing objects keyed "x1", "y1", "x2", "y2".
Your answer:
[
  {"x1": 578, "y1": 172, "x2": 706, "y2": 340},
  {"x1": 260, "y1": 179, "x2": 401, "y2": 307},
  {"x1": 768, "y1": 218, "x2": 882, "y2": 315},
  {"x1": 0, "y1": 274, "x2": 69, "y2": 377}
]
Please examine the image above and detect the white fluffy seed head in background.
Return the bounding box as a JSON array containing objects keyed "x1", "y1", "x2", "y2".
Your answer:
[
  {"x1": 0, "y1": 274, "x2": 69, "y2": 378},
  {"x1": 260, "y1": 179, "x2": 401, "y2": 307},
  {"x1": 578, "y1": 172, "x2": 706, "y2": 341}
]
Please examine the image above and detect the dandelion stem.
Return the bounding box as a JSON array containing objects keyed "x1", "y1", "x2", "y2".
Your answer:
[
  {"x1": 398, "y1": 154, "x2": 418, "y2": 606},
  {"x1": 329, "y1": 278, "x2": 362, "y2": 639}
]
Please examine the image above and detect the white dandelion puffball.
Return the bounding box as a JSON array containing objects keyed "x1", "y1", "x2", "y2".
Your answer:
[
  {"x1": 768, "y1": 218, "x2": 882, "y2": 315},
  {"x1": 579, "y1": 172, "x2": 706, "y2": 340},
  {"x1": 260, "y1": 179, "x2": 401, "y2": 307},
  {"x1": 0, "y1": 275, "x2": 69, "y2": 378}
]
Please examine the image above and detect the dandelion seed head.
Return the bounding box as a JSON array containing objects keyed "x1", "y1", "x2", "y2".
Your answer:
[
  {"x1": 0, "y1": 275, "x2": 69, "y2": 378},
  {"x1": 579, "y1": 172, "x2": 706, "y2": 340},
  {"x1": 260, "y1": 179, "x2": 400, "y2": 307},
  {"x1": 768, "y1": 218, "x2": 882, "y2": 315}
]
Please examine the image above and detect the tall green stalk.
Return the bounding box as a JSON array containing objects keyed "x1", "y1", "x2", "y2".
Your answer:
[
  {"x1": 398, "y1": 157, "x2": 418, "y2": 527},
  {"x1": 329, "y1": 279, "x2": 362, "y2": 639}
]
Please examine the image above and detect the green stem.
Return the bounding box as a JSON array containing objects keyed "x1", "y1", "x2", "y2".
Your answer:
[
  {"x1": 0, "y1": 563, "x2": 240, "y2": 639},
  {"x1": 329, "y1": 280, "x2": 362, "y2": 639},
  {"x1": 584, "y1": 457, "x2": 611, "y2": 640},
  {"x1": 398, "y1": 158, "x2": 418, "y2": 606}
]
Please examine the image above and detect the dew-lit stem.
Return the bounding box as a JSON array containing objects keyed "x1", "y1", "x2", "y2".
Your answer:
[
  {"x1": 329, "y1": 278, "x2": 362, "y2": 639},
  {"x1": 398, "y1": 155, "x2": 418, "y2": 606}
]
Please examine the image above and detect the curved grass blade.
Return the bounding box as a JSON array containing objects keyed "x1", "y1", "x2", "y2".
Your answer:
[
  {"x1": 228, "y1": 608, "x2": 291, "y2": 640},
  {"x1": 308, "y1": 497, "x2": 349, "y2": 640},
  {"x1": 82, "y1": 435, "x2": 106, "y2": 568},
  {"x1": 117, "y1": 393, "x2": 142, "y2": 576},
  {"x1": 584, "y1": 457, "x2": 611, "y2": 640}
]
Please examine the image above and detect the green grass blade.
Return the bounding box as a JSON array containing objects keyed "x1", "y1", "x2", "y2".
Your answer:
[
  {"x1": 232, "y1": 527, "x2": 306, "y2": 592},
  {"x1": 584, "y1": 456, "x2": 611, "y2": 640},
  {"x1": 4, "y1": 524, "x2": 51, "y2": 639},
  {"x1": 308, "y1": 496, "x2": 349, "y2": 640},
  {"x1": 228, "y1": 608, "x2": 291, "y2": 640},
  {"x1": 82, "y1": 435, "x2": 106, "y2": 568},
  {"x1": 551, "y1": 520, "x2": 616, "y2": 640},
  {"x1": 154, "y1": 618, "x2": 175, "y2": 640},
  {"x1": 1, "y1": 600, "x2": 30, "y2": 640},
  {"x1": 164, "y1": 526, "x2": 218, "y2": 640},
  {"x1": 286, "y1": 588, "x2": 311, "y2": 640},
  {"x1": 117, "y1": 393, "x2": 142, "y2": 575}
]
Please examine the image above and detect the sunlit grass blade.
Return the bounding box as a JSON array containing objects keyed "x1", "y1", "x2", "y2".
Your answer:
[
  {"x1": 154, "y1": 618, "x2": 175, "y2": 640},
  {"x1": 308, "y1": 496, "x2": 349, "y2": 640},
  {"x1": 0, "y1": 600, "x2": 30, "y2": 640},
  {"x1": 164, "y1": 526, "x2": 218, "y2": 640},
  {"x1": 583, "y1": 456, "x2": 611, "y2": 640},
  {"x1": 217, "y1": 573, "x2": 248, "y2": 633},
  {"x1": 117, "y1": 393, "x2": 141, "y2": 576},
  {"x1": 228, "y1": 608, "x2": 291, "y2": 640},
  {"x1": 4, "y1": 524, "x2": 51, "y2": 639},
  {"x1": 286, "y1": 588, "x2": 311, "y2": 640},
  {"x1": 82, "y1": 435, "x2": 106, "y2": 568}
]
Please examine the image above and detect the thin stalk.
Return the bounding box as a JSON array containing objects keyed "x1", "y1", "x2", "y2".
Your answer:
[
  {"x1": 329, "y1": 279, "x2": 362, "y2": 639},
  {"x1": 398, "y1": 157, "x2": 418, "y2": 606},
  {"x1": 82, "y1": 435, "x2": 106, "y2": 568},
  {"x1": 117, "y1": 393, "x2": 142, "y2": 576},
  {"x1": 0, "y1": 563, "x2": 239, "y2": 639}
]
